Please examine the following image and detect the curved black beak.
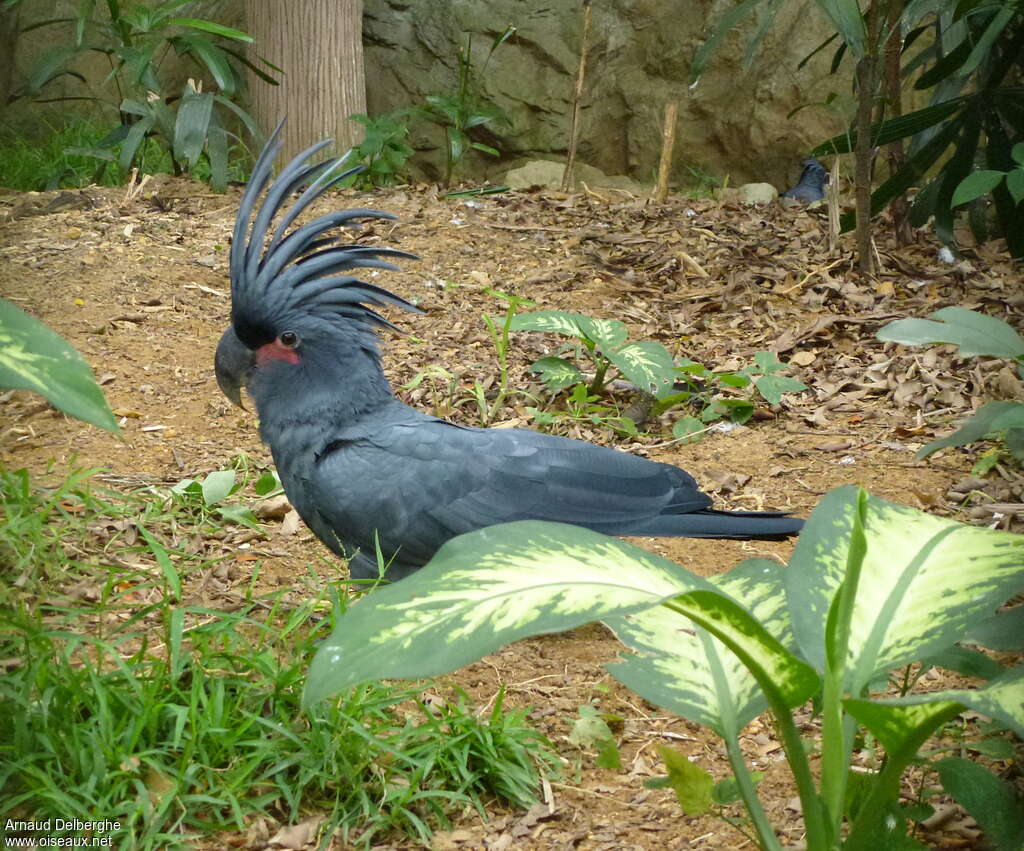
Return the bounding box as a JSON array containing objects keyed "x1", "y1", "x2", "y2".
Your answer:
[{"x1": 215, "y1": 326, "x2": 255, "y2": 409}]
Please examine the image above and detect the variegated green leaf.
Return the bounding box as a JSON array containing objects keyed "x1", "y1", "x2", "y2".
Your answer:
[
  {"x1": 841, "y1": 697, "x2": 964, "y2": 851},
  {"x1": 0, "y1": 297, "x2": 119, "y2": 435},
  {"x1": 575, "y1": 316, "x2": 628, "y2": 350},
  {"x1": 509, "y1": 310, "x2": 590, "y2": 340},
  {"x1": 510, "y1": 311, "x2": 631, "y2": 350},
  {"x1": 305, "y1": 521, "x2": 709, "y2": 705},
  {"x1": 787, "y1": 486, "x2": 1024, "y2": 692},
  {"x1": 843, "y1": 698, "x2": 963, "y2": 758},
  {"x1": 849, "y1": 665, "x2": 1024, "y2": 740},
  {"x1": 965, "y1": 606, "x2": 1024, "y2": 651},
  {"x1": 603, "y1": 341, "x2": 679, "y2": 399},
  {"x1": 842, "y1": 669, "x2": 1024, "y2": 849},
  {"x1": 527, "y1": 356, "x2": 584, "y2": 391},
  {"x1": 607, "y1": 559, "x2": 803, "y2": 736},
  {"x1": 661, "y1": 590, "x2": 820, "y2": 710}
]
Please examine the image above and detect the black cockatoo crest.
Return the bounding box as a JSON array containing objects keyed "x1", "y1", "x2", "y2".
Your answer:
[{"x1": 216, "y1": 121, "x2": 419, "y2": 406}]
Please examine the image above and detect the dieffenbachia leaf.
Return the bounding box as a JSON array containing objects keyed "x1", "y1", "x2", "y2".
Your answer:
[
  {"x1": 603, "y1": 341, "x2": 679, "y2": 399},
  {"x1": 527, "y1": 356, "x2": 584, "y2": 391},
  {"x1": 574, "y1": 315, "x2": 629, "y2": 350},
  {"x1": 305, "y1": 520, "x2": 709, "y2": 705},
  {"x1": 919, "y1": 644, "x2": 1007, "y2": 680},
  {"x1": 965, "y1": 605, "x2": 1024, "y2": 651},
  {"x1": 0, "y1": 297, "x2": 120, "y2": 435},
  {"x1": 787, "y1": 486, "x2": 1023, "y2": 693},
  {"x1": 510, "y1": 311, "x2": 680, "y2": 396},
  {"x1": 510, "y1": 311, "x2": 636, "y2": 352},
  {"x1": 842, "y1": 667, "x2": 1024, "y2": 849},
  {"x1": 510, "y1": 310, "x2": 614, "y2": 346},
  {"x1": 841, "y1": 697, "x2": 965, "y2": 851},
  {"x1": 843, "y1": 698, "x2": 965, "y2": 758},
  {"x1": 606, "y1": 558, "x2": 811, "y2": 736},
  {"x1": 849, "y1": 665, "x2": 1024, "y2": 740}
]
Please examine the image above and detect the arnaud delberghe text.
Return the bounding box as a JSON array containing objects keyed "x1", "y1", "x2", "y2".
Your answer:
[{"x1": 5, "y1": 819, "x2": 121, "y2": 832}]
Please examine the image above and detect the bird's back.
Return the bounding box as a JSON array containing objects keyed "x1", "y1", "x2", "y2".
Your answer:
[{"x1": 275, "y1": 405, "x2": 799, "y2": 579}]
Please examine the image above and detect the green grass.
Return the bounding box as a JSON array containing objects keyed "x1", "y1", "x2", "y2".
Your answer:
[
  {"x1": 681, "y1": 165, "x2": 725, "y2": 199},
  {"x1": 0, "y1": 465, "x2": 559, "y2": 849},
  {"x1": 0, "y1": 119, "x2": 250, "y2": 191}
]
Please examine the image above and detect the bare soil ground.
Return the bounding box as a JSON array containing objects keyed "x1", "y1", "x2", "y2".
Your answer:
[{"x1": 1, "y1": 178, "x2": 1021, "y2": 850}]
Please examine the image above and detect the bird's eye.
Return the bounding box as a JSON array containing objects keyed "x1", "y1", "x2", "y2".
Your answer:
[{"x1": 279, "y1": 331, "x2": 299, "y2": 348}]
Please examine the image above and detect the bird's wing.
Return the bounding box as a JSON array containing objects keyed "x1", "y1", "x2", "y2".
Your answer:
[{"x1": 306, "y1": 417, "x2": 709, "y2": 567}]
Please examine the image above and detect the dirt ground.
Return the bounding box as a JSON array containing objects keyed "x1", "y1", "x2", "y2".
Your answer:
[{"x1": 1, "y1": 177, "x2": 1021, "y2": 850}]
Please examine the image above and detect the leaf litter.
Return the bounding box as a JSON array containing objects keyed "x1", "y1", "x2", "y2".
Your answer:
[{"x1": 0, "y1": 178, "x2": 1021, "y2": 849}]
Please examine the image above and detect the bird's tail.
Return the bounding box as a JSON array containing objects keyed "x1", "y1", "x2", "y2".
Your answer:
[{"x1": 631, "y1": 510, "x2": 804, "y2": 540}]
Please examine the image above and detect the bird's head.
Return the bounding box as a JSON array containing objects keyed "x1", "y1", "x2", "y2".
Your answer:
[{"x1": 215, "y1": 121, "x2": 419, "y2": 410}]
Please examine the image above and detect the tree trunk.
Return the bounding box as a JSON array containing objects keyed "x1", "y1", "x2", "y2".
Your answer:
[
  {"x1": 854, "y1": 56, "x2": 876, "y2": 274},
  {"x1": 853, "y1": 3, "x2": 882, "y2": 275},
  {"x1": 883, "y1": 0, "x2": 912, "y2": 244},
  {"x1": 0, "y1": 4, "x2": 19, "y2": 115},
  {"x1": 245, "y1": 0, "x2": 366, "y2": 162}
]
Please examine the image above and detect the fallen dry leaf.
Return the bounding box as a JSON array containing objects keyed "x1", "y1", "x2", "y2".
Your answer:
[
  {"x1": 815, "y1": 440, "x2": 854, "y2": 452},
  {"x1": 279, "y1": 509, "x2": 302, "y2": 537},
  {"x1": 255, "y1": 494, "x2": 293, "y2": 520},
  {"x1": 268, "y1": 815, "x2": 323, "y2": 850}
]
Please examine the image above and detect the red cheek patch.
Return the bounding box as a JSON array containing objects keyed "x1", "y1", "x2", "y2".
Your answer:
[{"x1": 256, "y1": 341, "x2": 301, "y2": 367}]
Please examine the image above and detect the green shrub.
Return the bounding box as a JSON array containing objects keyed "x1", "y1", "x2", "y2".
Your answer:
[
  {"x1": 8, "y1": 0, "x2": 272, "y2": 190},
  {"x1": 305, "y1": 486, "x2": 1024, "y2": 850}
]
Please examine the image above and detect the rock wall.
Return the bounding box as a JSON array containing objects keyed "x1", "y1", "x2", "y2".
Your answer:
[
  {"x1": 362, "y1": 0, "x2": 852, "y2": 187},
  {"x1": 3, "y1": 0, "x2": 853, "y2": 189}
]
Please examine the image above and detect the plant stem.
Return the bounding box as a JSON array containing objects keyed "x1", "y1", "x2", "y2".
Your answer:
[
  {"x1": 897, "y1": 663, "x2": 913, "y2": 696},
  {"x1": 654, "y1": 101, "x2": 679, "y2": 203},
  {"x1": 663, "y1": 599, "x2": 829, "y2": 849},
  {"x1": 773, "y1": 708, "x2": 831, "y2": 849},
  {"x1": 723, "y1": 733, "x2": 783, "y2": 851},
  {"x1": 443, "y1": 127, "x2": 454, "y2": 188},
  {"x1": 562, "y1": 1, "x2": 592, "y2": 191},
  {"x1": 482, "y1": 290, "x2": 529, "y2": 424},
  {"x1": 588, "y1": 357, "x2": 610, "y2": 396},
  {"x1": 882, "y1": 0, "x2": 912, "y2": 245},
  {"x1": 697, "y1": 630, "x2": 782, "y2": 850},
  {"x1": 819, "y1": 490, "x2": 869, "y2": 840}
]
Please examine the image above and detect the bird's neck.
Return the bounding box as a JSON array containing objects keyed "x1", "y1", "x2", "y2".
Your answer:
[{"x1": 248, "y1": 342, "x2": 396, "y2": 441}]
